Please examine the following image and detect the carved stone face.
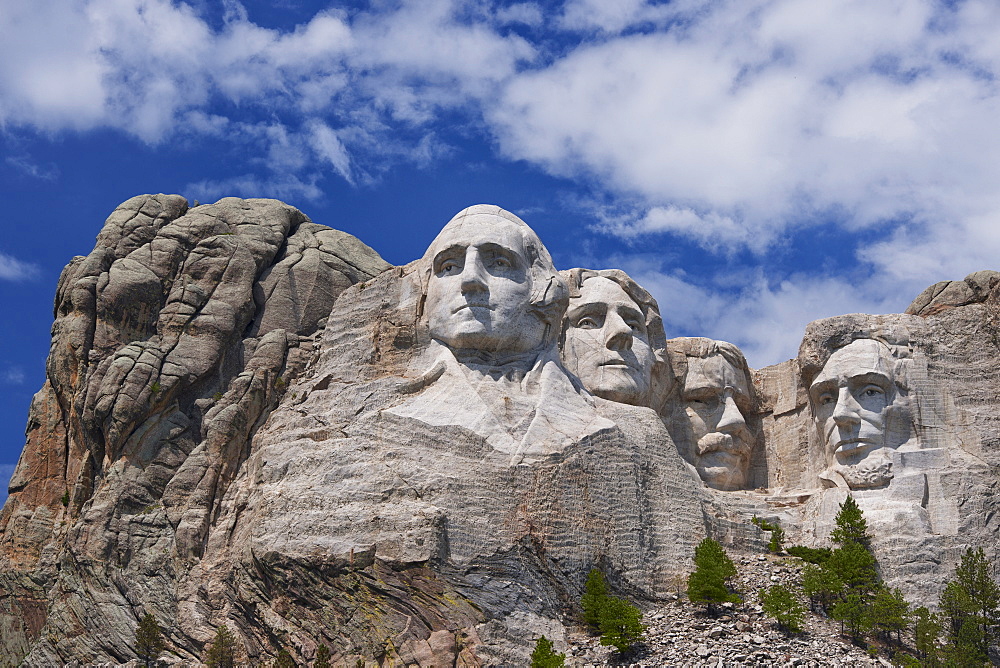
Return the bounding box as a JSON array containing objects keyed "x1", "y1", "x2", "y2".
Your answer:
[
  {"x1": 425, "y1": 214, "x2": 546, "y2": 354},
  {"x1": 562, "y1": 276, "x2": 655, "y2": 405},
  {"x1": 682, "y1": 354, "x2": 752, "y2": 490},
  {"x1": 809, "y1": 338, "x2": 902, "y2": 488}
]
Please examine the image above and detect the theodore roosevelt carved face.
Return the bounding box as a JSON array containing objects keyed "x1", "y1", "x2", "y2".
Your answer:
[
  {"x1": 562, "y1": 274, "x2": 656, "y2": 406},
  {"x1": 809, "y1": 338, "x2": 910, "y2": 489},
  {"x1": 423, "y1": 206, "x2": 566, "y2": 357},
  {"x1": 668, "y1": 338, "x2": 754, "y2": 491}
]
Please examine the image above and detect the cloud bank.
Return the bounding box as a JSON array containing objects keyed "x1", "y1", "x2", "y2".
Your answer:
[{"x1": 3, "y1": 0, "x2": 999, "y2": 365}]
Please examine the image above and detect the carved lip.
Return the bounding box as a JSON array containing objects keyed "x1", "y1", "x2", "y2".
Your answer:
[
  {"x1": 598, "y1": 358, "x2": 633, "y2": 368},
  {"x1": 453, "y1": 303, "x2": 493, "y2": 313},
  {"x1": 833, "y1": 438, "x2": 877, "y2": 455}
]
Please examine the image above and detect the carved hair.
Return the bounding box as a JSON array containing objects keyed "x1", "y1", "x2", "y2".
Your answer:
[
  {"x1": 669, "y1": 336, "x2": 748, "y2": 370},
  {"x1": 798, "y1": 324, "x2": 913, "y2": 392},
  {"x1": 560, "y1": 268, "x2": 668, "y2": 353},
  {"x1": 417, "y1": 205, "x2": 569, "y2": 344}
]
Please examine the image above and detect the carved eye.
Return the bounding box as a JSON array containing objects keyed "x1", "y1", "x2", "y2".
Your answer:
[
  {"x1": 490, "y1": 256, "x2": 512, "y2": 269},
  {"x1": 818, "y1": 393, "x2": 836, "y2": 406},
  {"x1": 862, "y1": 386, "x2": 884, "y2": 397},
  {"x1": 576, "y1": 316, "x2": 600, "y2": 329},
  {"x1": 438, "y1": 259, "x2": 462, "y2": 275}
]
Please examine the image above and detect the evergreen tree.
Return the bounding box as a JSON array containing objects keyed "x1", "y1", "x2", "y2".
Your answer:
[
  {"x1": 913, "y1": 606, "x2": 942, "y2": 666},
  {"x1": 868, "y1": 586, "x2": 910, "y2": 645},
  {"x1": 597, "y1": 597, "x2": 646, "y2": 654},
  {"x1": 581, "y1": 568, "x2": 609, "y2": 629},
  {"x1": 205, "y1": 625, "x2": 237, "y2": 668},
  {"x1": 830, "y1": 591, "x2": 873, "y2": 642},
  {"x1": 759, "y1": 584, "x2": 805, "y2": 634},
  {"x1": 530, "y1": 636, "x2": 566, "y2": 668},
  {"x1": 314, "y1": 644, "x2": 331, "y2": 668},
  {"x1": 801, "y1": 563, "x2": 843, "y2": 614},
  {"x1": 687, "y1": 537, "x2": 740, "y2": 613},
  {"x1": 825, "y1": 540, "x2": 877, "y2": 593},
  {"x1": 273, "y1": 648, "x2": 295, "y2": 668},
  {"x1": 579, "y1": 568, "x2": 646, "y2": 654},
  {"x1": 830, "y1": 495, "x2": 871, "y2": 548},
  {"x1": 135, "y1": 613, "x2": 165, "y2": 668},
  {"x1": 940, "y1": 547, "x2": 1000, "y2": 661}
]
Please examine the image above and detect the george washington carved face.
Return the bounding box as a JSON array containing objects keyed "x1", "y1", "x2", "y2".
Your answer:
[{"x1": 423, "y1": 207, "x2": 565, "y2": 357}]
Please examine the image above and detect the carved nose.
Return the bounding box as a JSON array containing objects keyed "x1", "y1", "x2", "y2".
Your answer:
[
  {"x1": 832, "y1": 387, "x2": 861, "y2": 428},
  {"x1": 459, "y1": 254, "x2": 488, "y2": 294},
  {"x1": 604, "y1": 312, "x2": 633, "y2": 351},
  {"x1": 717, "y1": 394, "x2": 745, "y2": 434}
]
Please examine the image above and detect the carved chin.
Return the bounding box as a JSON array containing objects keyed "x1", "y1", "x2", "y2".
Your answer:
[
  {"x1": 695, "y1": 450, "x2": 748, "y2": 491},
  {"x1": 583, "y1": 368, "x2": 649, "y2": 406},
  {"x1": 835, "y1": 451, "x2": 893, "y2": 489}
]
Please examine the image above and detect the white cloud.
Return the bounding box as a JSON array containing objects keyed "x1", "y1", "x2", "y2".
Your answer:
[
  {"x1": 495, "y1": 3, "x2": 544, "y2": 28},
  {"x1": 5, "y1": 155, "x2": 58, "y2": 180},
  {"x1": 185, "y1": 174, "x2": 323, "y2": 205},
  {"x1": 0, "y1": 252, "x2": 39, "y2": 281},
  {"x1": 489, "y1": 0, "x2": 1000, "y2": 266},
  {"x1": 306, "y1": 120, "x2": 353, "y2": 184},
  {"x1": 606, "y1": 256, "x2": 908, "y2": 368},
  {"x1": 0, "y1": 368, "x2": 25, "y2": 385}
]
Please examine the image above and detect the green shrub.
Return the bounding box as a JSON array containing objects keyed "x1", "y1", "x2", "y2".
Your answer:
[
  {"x1": 529, "y1": 636, "x2": 565, "y2": 668},
  {"x1": 787, "y1": 545, "x2": 832, "y2": 565},
  {"x1": 579, "y1": 569, "x2": 646, "y2": 654},
  {"x1": 314, "y1": 644, "x2": 331, "y2": 668},
  {"x1": 687, "y1": 537, "x2": 740, "y2": 613},
  {"x1": 760, "y1": 584, "x2": 805, "y2": 633}
]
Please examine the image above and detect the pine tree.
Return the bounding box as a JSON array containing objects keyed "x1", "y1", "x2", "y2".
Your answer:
[
  {"x1": 831, "y1": 591, "x2": 873, "y2": 641},
  {"x1": 940, "y1": 546, "x2": 1000, "y2": 660},
  {"x1": 825, "y1": 540, "x2": 877, "y2": 593},
  {"x1": 205, "y1": 625, "x2": 237, "y2": 668},
  {"x1": 581, "y1": 568, "x2": 609, "y2": 629},
  {"x1": 830, "y1": 495, "x2": 871, "y2": 548},
  {"x1": 314, "y1": 644, "x2": 331, "y2": 668},
  {"x1": 869, "y1": 586, "x2": 910, "y2": 645},
  {"x1": 135, "y1": 612, "x2": 165, "y2": 668},
  {"x1": 579, "y1": 568, "x2": 646, "y2": 654},
  {"x1": 530, "y1": 636, "x2": 566, "y2": 668},
  {"x1": 801, "y1": 563, "x2": 843, "y2": 614},
  {"x1": 759, "y1": 584, "x2": 805, "y2": 634},
  {"x1": 913, "y1": 606, "x2": 942, "y2": 666},
  {"x1": 687, "y1": 537, "x2": 740, "y2": 613},
  {"x1": 597, "y1": 597, "x2": 646, "y2": 654}
]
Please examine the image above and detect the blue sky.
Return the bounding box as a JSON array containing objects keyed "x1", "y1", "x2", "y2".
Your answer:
[{"x1": 2, "y1": 0, "x2": 1000, "y2": 480}]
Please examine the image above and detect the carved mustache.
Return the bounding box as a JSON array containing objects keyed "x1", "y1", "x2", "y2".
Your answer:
[
  {"x1": 452, "y1": 302, "x2": 494, "y2": 313},
  {"x1": 696, "y1": 431, "x2": 750, "y2": 458}
]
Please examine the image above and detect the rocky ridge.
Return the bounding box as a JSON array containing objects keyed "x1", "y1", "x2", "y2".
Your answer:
[{"x1": 0, "y1": 195, "x2": 998, "y2": 666}]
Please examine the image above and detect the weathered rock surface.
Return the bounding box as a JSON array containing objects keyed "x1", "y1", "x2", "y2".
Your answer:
[
  {"x1": 0, "y1": 195, "x2": 389, "y2": 665},
  {"x1": 2, "y1": 197, "x2": 1000, "y2": 667},
  {"x1": 905, "y1": 269, "x2": 1000, "y2": 316}
]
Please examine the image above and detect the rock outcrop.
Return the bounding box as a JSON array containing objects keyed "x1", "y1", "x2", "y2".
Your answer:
[
  {"x1": 0, "y1": 195, "x2": 389, "y2": 664},
  {"x1": 2, "y1": 198, "x2": 999, "y2": 666}
]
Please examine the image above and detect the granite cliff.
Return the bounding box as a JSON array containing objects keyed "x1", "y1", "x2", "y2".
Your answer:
[{"x1": 0, "y1": 198, "x2": 997, "y2": 666}]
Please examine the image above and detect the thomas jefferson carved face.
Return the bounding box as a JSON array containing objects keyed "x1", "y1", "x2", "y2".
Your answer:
[
  {"x1": 682, "y1": 353, "x2": 753, "y2": 491},
  {"x1": 809, "y1": 339, "x2": 906, "y2": 489},
  {"x1": 562, "y1": 277, "x2": 655, "y2": 405},
  {"x1": 425, "y1": 212, "x2": 547, "y2": 354}
]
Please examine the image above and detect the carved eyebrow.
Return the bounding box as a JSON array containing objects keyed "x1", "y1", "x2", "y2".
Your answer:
[
  {"x1": 566, "y1": 301, "x2": 606, "y2": 318},
  {"x1": 476, "y1": 242, "x2": 521, "y2": 264},
  {"x1": 432, "y1": 244, "x2": 465, "y2": 271},
  {"x1": 847, "y1": 371, "x2": 892, "y2": 387}
]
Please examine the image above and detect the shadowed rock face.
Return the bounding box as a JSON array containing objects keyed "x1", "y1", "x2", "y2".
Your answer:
[{"x1": 2, "y1": 198, "x2": 1000, "y2": 666}]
